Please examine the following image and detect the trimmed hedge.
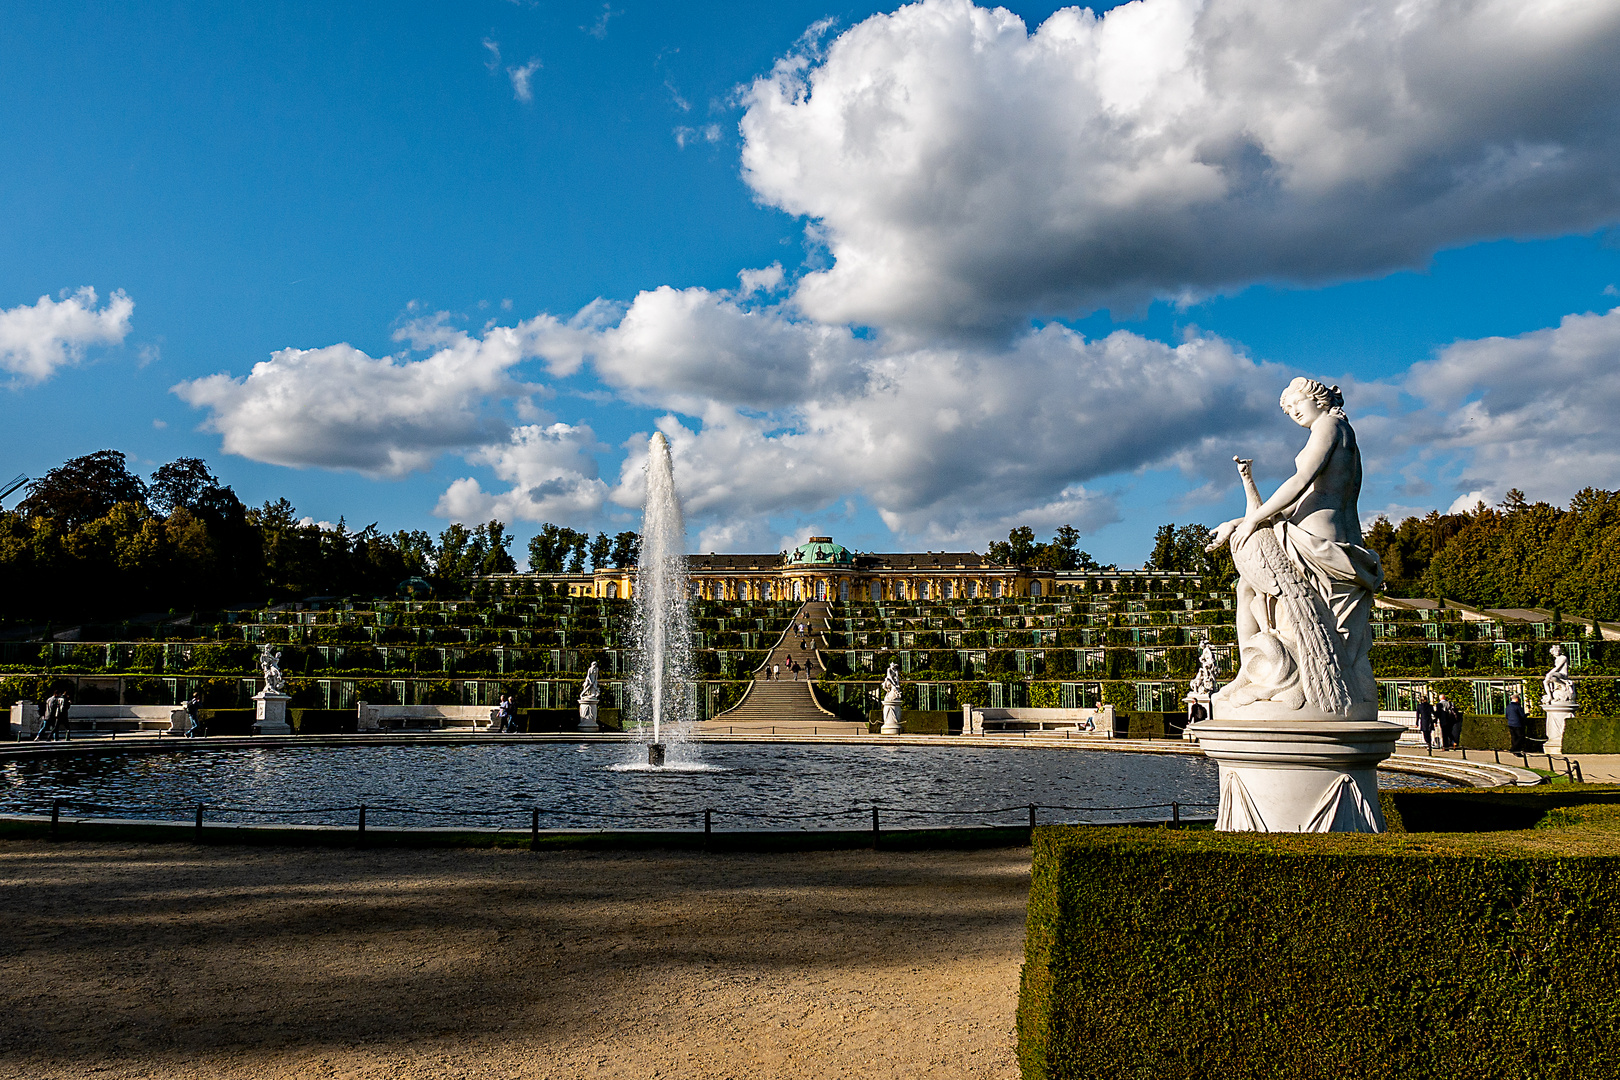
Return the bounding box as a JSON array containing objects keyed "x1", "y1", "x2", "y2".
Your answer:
[
  {"x1": 289, "y1": 708, "x2": 356, "y2": 734},
  {"x1": 1018, "y1": 792, "x2": 1620, "y2": 1080},
  {"x1": 864, "y1": 709, "x2": 955, "y2": 735},
  {"x1": 1564, "y1": 714, "x2": 1620, "y2": 754},
  {"x1": 197, "y1": 708, "x2": 255, "y2": 736}
]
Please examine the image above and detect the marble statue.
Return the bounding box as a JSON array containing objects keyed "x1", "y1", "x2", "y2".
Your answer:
[
  {"x1": 1205, "y1": 379, "x2": 1383, "y2": 720},
  {"x1": 1189, "y1": 642, "x2": 1219, "y2": 699},
  {"x1": 257, "y1": 645, "x2": 287, "y2": 696},
  {"x1": 578, "y1": 660, "x2": 601, "y2": 732},
  {"x1": 1543, "y1": 644, "x2": 1576, "y2": 706},
  {"x1": 880, "y1": 661, "x2": 903, "y2": 735}
]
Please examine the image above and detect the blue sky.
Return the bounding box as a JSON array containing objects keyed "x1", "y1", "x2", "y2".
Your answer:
[{"x1": 4, "y1": 0, "x2": 1620, "y2": 567}]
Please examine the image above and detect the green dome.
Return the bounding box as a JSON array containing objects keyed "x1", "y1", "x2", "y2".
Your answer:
[{"x1": 787, "y1": 536, "x2": 852, "y2": 565}]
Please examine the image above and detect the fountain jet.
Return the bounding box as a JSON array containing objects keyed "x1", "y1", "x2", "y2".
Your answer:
[{"x1": 629, "y1": 432, "x2": 695, "y2": 766}]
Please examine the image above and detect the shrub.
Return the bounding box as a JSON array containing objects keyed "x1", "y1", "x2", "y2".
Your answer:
[
  {"x1": 290, "y1": 708, "x2": 355, "y2": 734},
  {"x1": 198, "y1": 708, "x2": 255, "y2": 736},
  {"x1": 1564, "y1": 715, "x2": 1620, "y2": 754},
  {"x1": 1019, "y1": 809, "x2": 1620, "y2": 1080}
]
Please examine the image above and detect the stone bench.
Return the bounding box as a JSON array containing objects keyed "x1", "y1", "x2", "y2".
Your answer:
[
  {"x1": 962, "y1": 705, "x2": 1115, "y2": 736},
  {"x1": 356, "y1": 704, "x2": 500, "y2": 732},
  {"x1": 9, "y1": 703, "x2": 187, "y2": 739}
]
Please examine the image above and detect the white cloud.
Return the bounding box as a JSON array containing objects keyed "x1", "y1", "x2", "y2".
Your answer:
[
  {"x1": 437, "y1": 421, "x2": 608, "y2": 523},
  {"x1": 740, "y1": 0, "x2": 1620, "y2": 332},
  {"x1": 0, "y1": 287, "x2": 134, "y2": 385},
  {"x1": 173, "y1": 317, "x2": 552, "y2": 477},
  {"x1": 738, "y1": 263, "x2": 785, "y2": 295},
  {"x1": 674, "y1": 124, "x2": 721, "y2": 149},
  {"x1": 584, "y1": 4, "x2": 621, "y2": 40},
  {"x1": 1399, "y1": 305, "x2": 1620, "y2": 505},
  {"x1": 546, "y1": 289, "x2": 1285, "y2": 545},
  {"x1": 508, "y1": 60, "x2": 540, "y2": 102},
  {"x1": 482, "y1": 37, "x2": 501, "y2": 71}
]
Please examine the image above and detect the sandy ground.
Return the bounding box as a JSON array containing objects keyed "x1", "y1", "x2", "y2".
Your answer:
[{"x1": 0, "y1": 840, "x2": 1030, "y2": 1079}]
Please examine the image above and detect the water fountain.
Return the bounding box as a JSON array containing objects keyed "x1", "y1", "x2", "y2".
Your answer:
[{"x1": 628, "y1": 432, "x2": 696, "y2": 767}]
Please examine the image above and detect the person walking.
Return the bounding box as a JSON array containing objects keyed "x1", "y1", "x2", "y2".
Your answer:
[
  {"x1": 1437, "y1": 695, "x2": 1462, "y2": 750},
  {"x1": 772, "y1": 663, "x2": 780, "y2": 681},
  {"x1": 33, "y1": 690, "x2": 61, "y2": 741},
  {"x1": 1415, "y1": 694, "x2": 1436, "y2": 749},
  {"x1": 184, "y1": 692, "x2": 202, "y2": 738},
  {"x1": 1505, "y1": 693, "x2": 1528, "y2": 754},
  {"x1": 498, "y1": 694, "x2": 516, "y2": 733}
]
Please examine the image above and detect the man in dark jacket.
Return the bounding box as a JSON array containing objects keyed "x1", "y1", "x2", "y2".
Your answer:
[
  {"x1": 1505, "y1": 693, "x2": 1528, "y2": 754},
  {"x1": 1437, "y1": 695, "x2": 1463, "y2": 751},
  {"x1": 1415, "y1": 695, "x2": 1436, "y2": 749}
]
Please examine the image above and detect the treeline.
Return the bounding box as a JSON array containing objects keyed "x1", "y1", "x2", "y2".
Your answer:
[
  {"x1": 0, "y1": 451, "x2": 533, "y2": 622},
  {"x1": 1365, "y1": 488, "x2": 1620, "y2": 619},
  {"x1": 1144, "y1": 487, "x2": 1620, "y2": 621}
]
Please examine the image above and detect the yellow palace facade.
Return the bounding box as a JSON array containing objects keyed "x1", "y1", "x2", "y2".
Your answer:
[{"x1": 495, "y1": 537, "x2": 1201, "y2": 601}]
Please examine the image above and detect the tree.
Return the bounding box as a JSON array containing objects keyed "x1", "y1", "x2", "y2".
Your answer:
[
  {"x1": 610, "y1": 531, "x2": 641, "y2": 568},
  {"x1": 589, "y1": 531, "x2": 612, "y2": 570},
  {"x1": 19, "y1": 450, "x2": 147, "y2": 530},
  {"x1": 528, "y1": 523, "x2": 589, "y2": 573},
  {"x1": 148, "y1": 457, "x2": 220, "y2": 514}
]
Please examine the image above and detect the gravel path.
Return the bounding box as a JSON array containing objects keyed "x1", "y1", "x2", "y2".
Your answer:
[{"x1": 0, "y1": 841, "x2": 1030, "y2": 1079}]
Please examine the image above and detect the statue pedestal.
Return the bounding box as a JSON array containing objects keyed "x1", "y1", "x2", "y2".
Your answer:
[
  {"x1": 880, "y1": 693, "x2": 903, "y2": 735},
  {"x1": 253, "y1": 692, "x2": 293, "y2": 736},
  {"x1": 578, "y1": 696, "x2": 600, "y2": 732},
  {"x1": 1543, "y1": 704, "x2": 1573, "y2": 755},
  {"x1": 1193, "y1": 719, "x2": 1403, "y2": 833}
]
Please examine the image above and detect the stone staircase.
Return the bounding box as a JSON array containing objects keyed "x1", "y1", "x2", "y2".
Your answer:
[{"x1": 697, "y1": 601, "x2": 866, "y2": 734}]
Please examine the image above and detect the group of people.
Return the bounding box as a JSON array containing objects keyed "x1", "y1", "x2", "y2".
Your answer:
[
  {"x1": 31, "y1": 688, "x2": 73, "y2": 741},
  {"x1": 1414, "y1": 694, "x2": 1463, "y2": 750},
  {"x1": 764, "y1": 654, "x2": 815, "y2": 681},
  {"x1": 1415, "y1": 691, "x2": 1531, "y2": 753}
]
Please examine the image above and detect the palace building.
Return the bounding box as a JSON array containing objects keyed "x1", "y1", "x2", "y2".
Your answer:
[{"x1": 493, "y1": 536, "x2": 1202, "y2": 600}]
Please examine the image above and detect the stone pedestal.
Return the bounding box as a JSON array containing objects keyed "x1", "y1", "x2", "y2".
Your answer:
[
  {"x1": 880, "y1": 692, "x2": 903, "y2": 735},
  {"x1": 1543, "y1": 704, "x2": 1573, "y2": 755},
  {"x1": 578, "y1": 695, "x2": 600, "y2": 732},
  {"x1": 252, "y1": 691, "x2": 293, "y2": 735},
  {"x1": 1193, "y1": 718, "x2": 1404, "y2": 833}
]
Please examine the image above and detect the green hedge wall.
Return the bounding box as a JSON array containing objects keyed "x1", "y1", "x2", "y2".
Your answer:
[{"x1": 1018, "y1": 814, "x2": 1620, "y2": 1079}]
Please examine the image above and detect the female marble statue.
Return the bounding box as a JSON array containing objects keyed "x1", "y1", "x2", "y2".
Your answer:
[{"x1": 1206, "y1": 379, "x2": 1383, "y2": 719}]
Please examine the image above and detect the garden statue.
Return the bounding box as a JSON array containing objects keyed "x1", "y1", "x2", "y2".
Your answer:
[
  {"x1": 880, "y1": 661, "x2": 903, "y2": 735},
  {"x1": 1189, "y1": 642, "x2": 1219, "y2": 700},
  {"x1": 1195, "y1": 379, "x2": 1402, "y2": 833},
  {"x1": 257, "y1": 644, "x2": 287, "y2": 696},
  {"x1": 1541, "y1": 644, "x2": 1577, "y2": 754},
  {"x1": 1543, "y1": 644, "x2": 1576, "y2": 706},
  {"x1": 578, "y1": 660, "x2": 601, "y2": 732},
  {"x1": 1205, "y1": 379, "x2": 1382, "y2": 720}
]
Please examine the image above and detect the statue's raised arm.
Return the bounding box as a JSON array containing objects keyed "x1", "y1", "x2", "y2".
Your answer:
[{"x1": 1205, "y1": 378, "x2": 1383, "y2": 721}]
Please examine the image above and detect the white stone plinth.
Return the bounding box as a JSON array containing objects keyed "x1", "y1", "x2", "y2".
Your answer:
[
  {"x1": 880, "y1": 696, "x2": 902, "y2": 735},
  {"x1": 1543, "y1": 704, "x2": 1573, "y2": 755},
  {"x1": 578, "y1": 697, "x2": 600, "y2": 732},
  {"x1": 1193, "y1": 719, "x2": 1404, "y2": 833},
  {"x1": 253, "y1": 692, "x2": 293, "y2": 735}
]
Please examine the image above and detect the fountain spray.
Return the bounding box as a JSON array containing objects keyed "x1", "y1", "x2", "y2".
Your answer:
[{"x1": 629, "y1": 432, "x2": 696, "y2": 766}]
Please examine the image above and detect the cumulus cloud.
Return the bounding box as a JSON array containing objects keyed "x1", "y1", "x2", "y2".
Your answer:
[
  {"x1": 548, "y1": 288, "x2": 1286, "y2": 544},
  {"x1": 740, "y1": 0, "x2": 1620, "y2": 332},
  {"x1": 436, "y1": 421, "x2": 609, "y2": 522},
  {"x1": 1399, "y1": 305, "x2": 1620, "y2": 505},
  {"x1": 173, "y1": 317, "x2": 551, "y2": 477},
  {"x1": 0, "y1": 287, "x2": 134, "y2": 385}
]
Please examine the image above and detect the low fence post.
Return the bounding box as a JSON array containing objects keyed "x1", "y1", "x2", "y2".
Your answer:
[
  {"x1": 531, "y1": 807, "x2": 540, "y2": 849},
  {"x1": 1172, "y1": 801, "x2": 1181, "y2": 826},
  {"x1": 358, "y1": 804, "x2": 367, "y2": 836},
  {"x1": 871, "y1": 806, "x2": 880, "y2": 850},
  {"x1": 51, "y1": 799, "x2": 60, "y2": 836},
  {"x1": 195, "y1": 802, "x2": 204, "y2": 839},
  {"x1": 1028, "y1": 803, "x2": 1036, "y2": 832}
]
